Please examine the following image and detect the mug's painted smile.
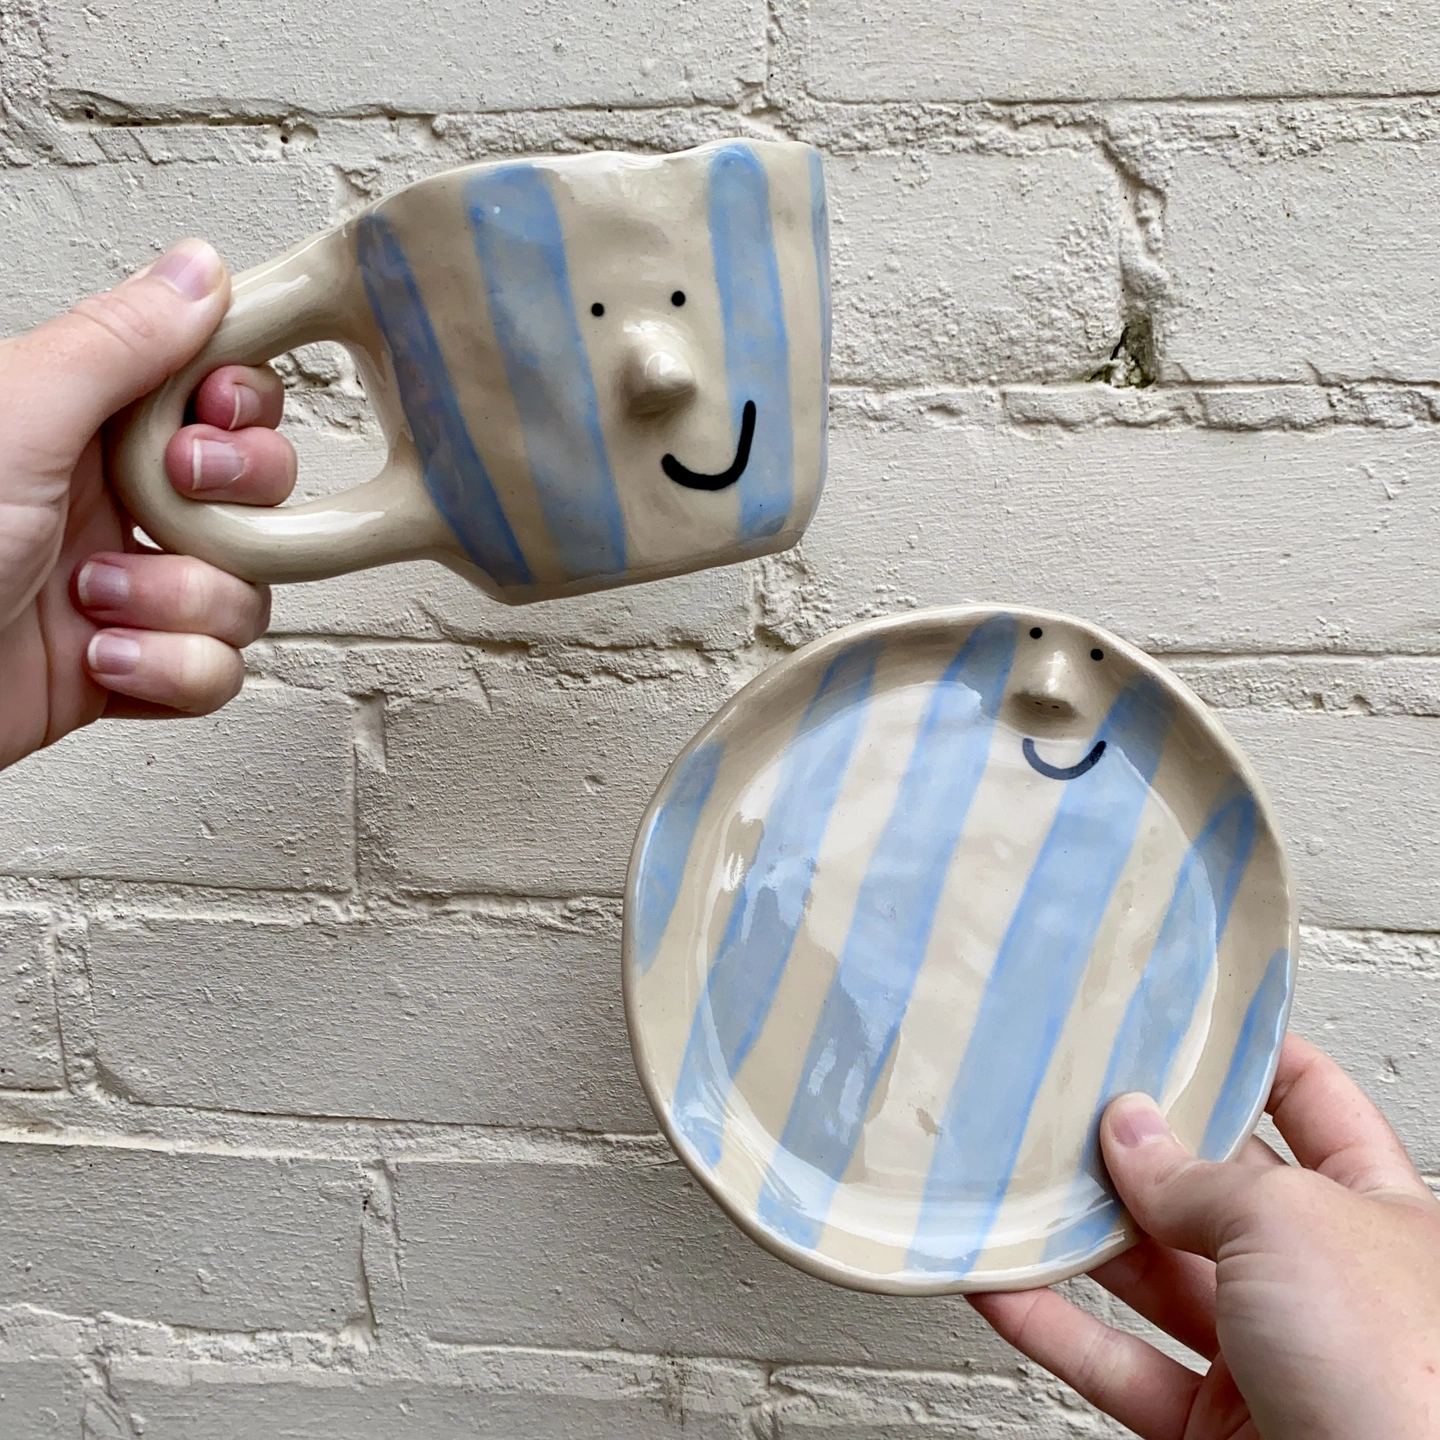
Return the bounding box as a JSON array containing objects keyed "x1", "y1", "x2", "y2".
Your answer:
[
  {"x1": 663, "y1": 400, "x2": 756, "y2": 492},
  {"x1": 1023, "y1": 738, "x2": 1107, "y2": 781}
]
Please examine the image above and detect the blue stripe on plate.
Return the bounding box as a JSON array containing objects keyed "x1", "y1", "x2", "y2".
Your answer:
[
  {"x1": 466, "y1": 164, "x2": 627, "y2": 580},
  {"x1": 1200, "y1": 947, "x2": 1291, "y2": 1160},
  {"x1": 671, "y1": 638, "x2": 882, "y2": 1167},
  {"x1": 808, "y1": 148, "x2": 831, "y2": 483},
  {"x1": 709, "y1": 144, "x2": 793, "y2": 543},
  {"x1": 754, "y1": 616, "x2": 1018, "y2": 1249},
  {"x1": 1040, "y1": 782, "x2": 1259, "y2": 1263},
  {"x1": 908, "y1": 675, "x2": 1174, "y2": 1276},
  {"x1": 356, "y1": 213, "x2": 531, "y2": 588},
  {"x1": 632, "y1": 741, "x2": 725, "y2": 977}
]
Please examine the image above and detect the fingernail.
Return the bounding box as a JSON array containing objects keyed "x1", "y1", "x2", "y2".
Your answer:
[
  {"x1": 1109, "y1": 1094, "x2": 1172, "y2": 1149},
  {"x1": 145, "y1": 239, "x2": 224, "y2": 302},
  {"x1": 76, "y1": 560, "x2": 131, "y2": 610},
  {"x1": 88, "y1": 632, "x2": 142, "y2": 678},
  {"x1": 229, "y1": 382, "x2": 263, "y2": 430},
  {"x1": 190, "y1": 437, "x2": 246, "y2": 492}
]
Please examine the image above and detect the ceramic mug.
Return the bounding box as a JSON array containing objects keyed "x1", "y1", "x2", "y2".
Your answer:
[{"x1": 113, "y1": 139, "x2": 830, "y2": 602}]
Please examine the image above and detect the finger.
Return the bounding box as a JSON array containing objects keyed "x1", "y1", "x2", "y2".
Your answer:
[
  {"x1": 164, "y1": 423, "x2": 298, "y2": 505},
  {"x1": 1090, "y1": 1236, "x2": 1219, "y2": 1359},
  {"x1": 1100, "y1": 1094, "x2": 1262, "y2": 1261},
  {"x1": 1268, "y1": 1033, "x2": 1430, "y2": 1201},
  {"x1": 85, "y1": 628, "x2": 245, "y2": 715},
  {"x1": 76, "y1": 553, "x2": 269, "y2": 647},
  {"x1": 192, "y1": 364, "x2": 285, "y2": 431},
  {"x1": 969, "y1": 1288, "x2": 1200, "y2": 1440},
  {"x1": 1, "y1": 241, "x2": 228, "y2": 476},
  {"x1": 1235, "y1": 1133, "x2": 1288, "y2": 1169}
]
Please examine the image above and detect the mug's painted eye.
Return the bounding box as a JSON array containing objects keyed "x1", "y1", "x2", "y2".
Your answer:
[
  {"x1": 590, "y1": 302, "x2": 605, "y2": 317},
  {"x1": 1091, "y1": 648, "x2": 1104, "y2": 661},
  {"x1": 671, "y1": 290, "x2": 686, "y2": 306},
  {"x1": 1029, "y1": 626, "x2": 1043, "y2": 639}
]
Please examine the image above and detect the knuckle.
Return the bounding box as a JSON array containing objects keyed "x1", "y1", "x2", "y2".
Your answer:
[
  {"x1": 1249, "y1": 1162, "x2": 1318, "y2": 1212},
  {"x1": 999, "y1": 1292, "x2": 1046, "y2": 1353},
  {"x1": 1147, "y1": 1149, "x2": 1199, "y2": 1193},
  {"x1": 177, "y1": 635, "x2": 242, "y2": 712},
  {"x1": 250, "y1": 584, "x2": 273, "y2": 642},
  {"x1": 1071, "y1": 1323, "x2": 1128, "y2": 1397},
  {"x1": 165, "y1": 561, "x2": 265, "y2": 646},
  {"x1": 69, "y1": 288, "x2": 165, "y2": 358},
  {"x1": 1217, "y1": 1164, "x2": 1315, "y2": 1245},
  {"x1": 173, "y1": 561, "x2": 213, "y2": 629}
]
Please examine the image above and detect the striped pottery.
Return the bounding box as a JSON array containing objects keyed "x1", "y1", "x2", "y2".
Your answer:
[
  {"x1": 114, "y1": 139, "x2": 830, "y2": 598},
  {"x1": 624, "y1": 607, "x2": 1297, "y2": 1294}
]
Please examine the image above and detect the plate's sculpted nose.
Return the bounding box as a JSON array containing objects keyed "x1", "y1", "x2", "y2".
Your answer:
[
  {"x1": 625, "y1": 340, "x2": 698, "y2": 417},
  {"x1": 1011, "y1": 646, "x2": 1082, "y2": 723}
]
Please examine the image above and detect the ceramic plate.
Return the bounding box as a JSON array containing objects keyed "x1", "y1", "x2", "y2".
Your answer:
[{"x1": 623, "y1": 607, "x2": 1297, "y2": 1294}]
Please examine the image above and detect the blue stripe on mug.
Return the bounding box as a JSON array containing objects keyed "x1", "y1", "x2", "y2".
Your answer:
[
  {"x1": 709, "y1": 144, "x2": 794, "y2": 543},
  {"x1": 466, "y1": 164, "x2": 628, "y2": 580},
  {"x1": 1041, "y1": 782, "x2": 1259, "y2": 1263},
  {"x1": 356, "y1": 214, "x2": 531, "y2": 589},
  {"x1": 1200, "y1": 947, "x2": 1291, "y2": 1160},
  {"x1": 909, "y1": 675, "x2": 1174, "y2": 1276},
  {"x1": 754, "y1": 616, "x2": 1018, "y2": 1250},
  {"x1": 808, "y1": 148, "x2": 831, "y2": 482},
  {"x1": 633, "y1": 740, "x2": 725, "y2": 977},
  {"x1": 670, "y1": 638, "x2": 881, "y2": 1167}
]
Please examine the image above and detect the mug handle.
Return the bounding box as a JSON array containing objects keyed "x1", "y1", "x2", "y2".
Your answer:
[{"x1": 110, "y1": 228, "x2": 454, "y2": 584}]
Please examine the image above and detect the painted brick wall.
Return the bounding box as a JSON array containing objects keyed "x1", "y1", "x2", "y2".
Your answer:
[{"x1": 1, "y1": 3, "x2": 1437, "y2": 1433}]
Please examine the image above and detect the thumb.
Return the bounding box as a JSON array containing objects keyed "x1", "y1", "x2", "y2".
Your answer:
[
  {"x1": 0, "y1": 239, "x2": 230, "y2": 475},
  {"x1": 1101, "y1": 1092, "x2": 1260, "y2": 1261}
]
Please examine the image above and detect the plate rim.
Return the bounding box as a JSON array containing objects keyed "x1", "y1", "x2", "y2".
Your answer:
[{"x1": 622, "y1": 603, "x2": 1300, "y2": 1295}]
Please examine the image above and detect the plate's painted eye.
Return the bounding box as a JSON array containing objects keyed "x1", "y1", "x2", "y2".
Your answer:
[
  {"x1": 671, "y1": 290, "x2": 686, "y2": 306},
  {"x1": 1091, "y1": 648, "x2": 1104, "y2": 661},
  {"x1": 591, "y1": 302, "x2": 605, "y2": 317},
  {"x1": 1029, "y1": 626, "x2": 1043, "y2": 639}
]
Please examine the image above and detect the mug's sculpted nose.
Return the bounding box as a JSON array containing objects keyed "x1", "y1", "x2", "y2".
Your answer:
[
  {"x1": 1013, "y1": 649, "x2": 1079, "y2": 722},
  {"x1": 625, "y1": 342, "x2": 698, "y2": 417}
]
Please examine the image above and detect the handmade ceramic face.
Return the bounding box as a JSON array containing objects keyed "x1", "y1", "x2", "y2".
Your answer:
[
  {"x1": 625, "y1": 608, "x2": 1296, "y2": 1293},
  {"x1": 355, "y1": 138, "x2": 830, "y2": 600}
]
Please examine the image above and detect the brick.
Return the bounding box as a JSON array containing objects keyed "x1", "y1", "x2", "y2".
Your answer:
[
  {"x1": 0, "y1": 1361, "x2": 83, "y2": 1438},
  {"x1": 271, "y1": 561, "x2": 757, "y2": 651},
  {"x1": 769, "y1": 1373, "x2": 1122, "y2": 1439},
  {"x1": 806, "y1": 0, "x2": 1440, "y2": 101},
  {"x1": 773, "y1": 1419, "x2": 1092, "y2": 1440},
  {"x1": 369, "y1": 662, "x2": 737, "y2": 896},
  {"x1": 0, "y1": 684, "x2": 353, "y2": 891},
  {"x1": 86, "y1": 911, "x2": 650, "y2": 1130},
  {"x1": 0, "y1": 152, "x2": 331, "y2": 336},
  {"x1": 0, "y1": 1144, "x2": 363, "y2": 1331},
  {"x1": 785, "y1": 416, "x2": 1440, "y2": 655},
  {"x1": 0, "y1": 910, "x2": 62, "y2": 1090},
  {"x1": 1164, "y1": 142, "x2": 1440, "y2": 383},
  {"x1": 828, "y1": 152, "x2": 1122, "y2": 386},
  {"x1": 1222, "y1": 712, "x2": 1440, "y2": 931},
  {"x1": 394, "y1": 1156, "x2": 1016, "y2": 1370},
  {"x1": 47, "y1": 0, "x2": 767, "y2": 116},
  {"x1": 1291, "y1": 962, "x2": 1440, "y2": 1173},
  {"x1": 112, "y1": 1376, "x2": 739, "y2": 1439}
]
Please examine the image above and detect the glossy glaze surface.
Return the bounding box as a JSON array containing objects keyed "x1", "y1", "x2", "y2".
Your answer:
[
  {"x1": 624, "y1": 607, "x2": 1297, "y2": 1293},
  {"x1": 114, "y1": 139, "x2": 829, "y2": 599}
]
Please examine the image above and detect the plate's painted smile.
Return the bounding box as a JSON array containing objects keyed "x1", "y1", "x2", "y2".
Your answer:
[
  {"x1": 662, "y1": 400, "x2": 756, "y2": 491},
  {"x1": 1023, "y1": 738, "x2": 1107, "y2": 781}
]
